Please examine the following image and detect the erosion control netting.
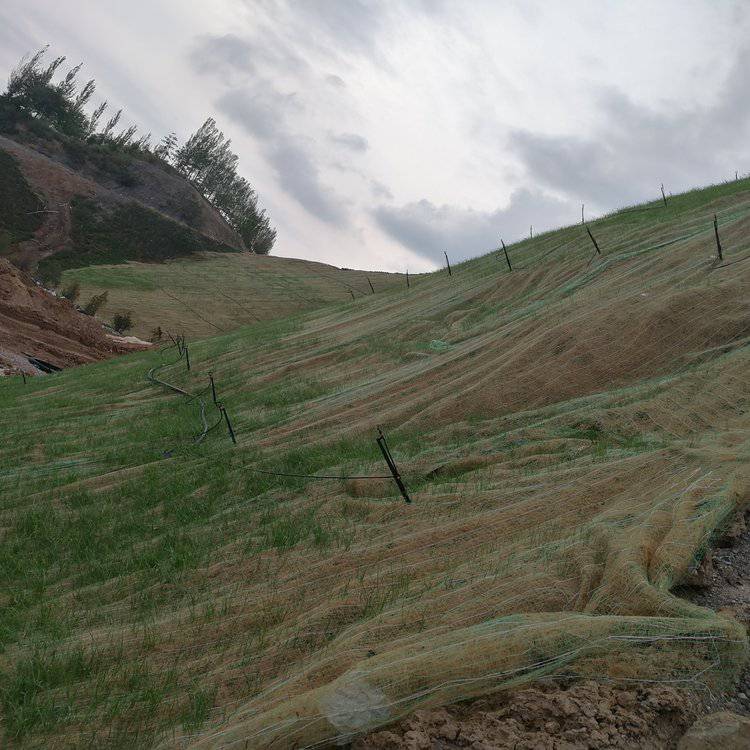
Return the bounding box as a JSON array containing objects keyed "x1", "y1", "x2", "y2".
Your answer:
[
  {"x1": 2, "y1": 181, "x2": 750, "y2": 750},
  {"x1": 183, "y1": 188, "x2": 750, "y2": 748}
]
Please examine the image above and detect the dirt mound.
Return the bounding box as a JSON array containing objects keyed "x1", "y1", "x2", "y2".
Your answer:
[
  {"x1": 0, "y1": 258, "x2": 146, "y2": 374},
  {"x1": 355, "y1": 681, "x2": 698, "y2": 750}
]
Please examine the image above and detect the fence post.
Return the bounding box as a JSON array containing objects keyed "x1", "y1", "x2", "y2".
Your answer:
[
  {"x1": 209, "y1": 372, "x2": 217, "y2": 404},
  {"x1": 581, "y1": 204, "x2": 584, "y2": 224},
  {"x1": 714, "y1": 214, "x2": 723, "y2": 261},
  {"x1": 406, "y1": 270, "x2": 410, "y2": 289},
  {"x1": 501, "y1": 239, "x2": 512, "y2": 271},
  {"x1": 350, "y1": 290, "x2": 355, "y2": 301},
  {"x1": 367, "y1": 277, "x2": 375, "y2": 294},
  {"x1": 184, "y1": 345, "x2": 191, "y2": 371},
  {"x1": 444, "y1": 250, "x2": 452, "y2": 276},
  {"x1": 661, "y1": 183, "x2": 668, "y2": 207},
  {"x1": 376, "y1": 427, "x2": 411, "y2": 503},
  {"x1": 21, "y1": 371, "x2": 27, "y2": 385},
  {"x1": 220, "y1": 404, "x2": 237, "y2": 445},
  {"x1": 586, "y1": 225, "x2": 601, "y2": 255}
]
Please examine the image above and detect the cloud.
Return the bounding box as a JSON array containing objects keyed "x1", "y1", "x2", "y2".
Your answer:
[
  {"x1": 325, "y1": 73, "x2": 346, "y2": 88},
  {"x1": 511, "y1": 47, "x2": 750, "y2": 210},
  {"x1": 292, "y1": 0, "x2": 386, "y2": 56},
  {"x1": 190, "y1": 29, "x2": 308, "y2": 78},
  {"x1": 329, "y1": 132, "x2": 369, "y2": 152},
  {"x1": 216, "y1": 84, "x2": 300, "y2": 140},
  {"x1": 189, "y1": 33, "x2": 255, "y2": 76},
  {"x1": 270, "y1": 142, "x2": 348, "y2": 225},
  {"x1": 375, "y1": 188, "x2": 575, "y2": 264}
]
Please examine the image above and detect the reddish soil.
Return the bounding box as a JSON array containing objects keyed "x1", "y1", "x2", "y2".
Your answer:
[
  {"x1": 354, "y1": 681, "x2": 698, "y2": 750},
  {"x1": 0, "y1": 258, "x2": 147, "y2": 375}
]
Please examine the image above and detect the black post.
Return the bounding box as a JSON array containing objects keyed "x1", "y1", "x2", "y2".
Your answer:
[
  {"x1": 586, "y1": 225, "x2": 601, "y2": 254},
  {"x1": 501, "y1": 239, "x2": 512, "y2": 271},
  {"x1": 530, "y1": 225, "x2": 533, "y2": 239},
  {"x1": 406, "y1": 270, "x2": 410, "y2": 289},
  {"x1": 184, "y1": 345, "x2": 191, "y2": 371},
  {"x1": 367, "y1": 277, "x2": 375, "y2": 294},
  {"x1": 714, "y1": 214, "x2": 723, "y2": 261},
  {"x1": 376, "y1": 427, "x2": 411, "y2": 503},
  {"x1": 661, "y1": 183, "x2": 667, "y2": 207},
  {"x1": 21, "y1": 371, "x2": 27, "y2": 385},
  {"x1": 581, "y1": 204, "x2": 584, "y2": 224},
  {"x1": 209, "y1": 372, "x2": 217, "y2": 404},
  {"x1": 444, "y1": 250, "x2": 452, "y2": 276},
  {"x1": 220, "y1": 404, "x2": 237, "y2": 445},
  {"x1": 350, "y1": 290, "x2": 355, "y2": 301}
]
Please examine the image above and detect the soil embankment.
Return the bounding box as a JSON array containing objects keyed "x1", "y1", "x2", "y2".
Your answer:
[{"x1": 0, "y1": 258, "x2": 146, "y2": 375}]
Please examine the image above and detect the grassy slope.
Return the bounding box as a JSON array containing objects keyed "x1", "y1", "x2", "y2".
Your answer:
[
  {"x1": 59, "y1": 253, "x2": 409, "y2": 338},
  {"x1": 2, "y1": 179, "x2": 750, "y2": 747}
]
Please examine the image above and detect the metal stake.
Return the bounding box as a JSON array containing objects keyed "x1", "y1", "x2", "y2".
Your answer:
[
  {"x1": 714, "y1": 214, "x2": 723, "y2": 261},
  {"x1": 376, "y1": 427, "x2": 411, "y2": 503}
]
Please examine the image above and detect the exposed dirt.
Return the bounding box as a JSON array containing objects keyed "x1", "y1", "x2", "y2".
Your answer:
[
  {"x1": 0, "y1": 257, "x2": 147, "y2": 374},
  {"x1": 0, "y1": 132, "x2": 244, "y2": 271},
  {"x1": 353, "y1": 681, "x2": 699, "y2": 750},
  {"x1": 677, "y1": 509, "x2": 750, "y2": 715}
]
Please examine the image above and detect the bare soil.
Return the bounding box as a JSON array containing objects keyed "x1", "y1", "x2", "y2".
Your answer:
[
  {"x1": 0, "y1": 258, "x2": 146, "y2": 374},
  {"x1": 354, "y1": 681, "x2": 698, "y2": 750}
]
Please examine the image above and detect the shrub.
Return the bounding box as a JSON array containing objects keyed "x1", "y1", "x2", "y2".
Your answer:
[
  {"x1": 81, "y1": 291, "x2": 108, "y2": 316},
  {"x1": 59, "y1": 281, "x2": 80, "y2": 302},
  {"x1": 112, "y1": 311, "x2": 133, "y2": 334}
]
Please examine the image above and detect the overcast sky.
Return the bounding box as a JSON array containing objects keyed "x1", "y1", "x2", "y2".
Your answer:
[{"x1": 2, "y1": 1, "x2": 750, "y2": 271}]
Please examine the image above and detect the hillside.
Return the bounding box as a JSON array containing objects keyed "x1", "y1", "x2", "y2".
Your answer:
[
  {"x1": 2, "y1": 177, "x2": 750, "y2": 748},
  {"x1": 0, "y1": 133, "x2": 244, "y2": 280},
  {"x1": 58, "y1": 253, "x2": 409, "y2": 339}
]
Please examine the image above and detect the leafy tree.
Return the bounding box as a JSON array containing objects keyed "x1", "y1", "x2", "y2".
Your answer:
[
  {"x1": 154, "y1": 132, "x2": 178, "y2": 161},
  {"x1": 3, "y1": 46, "x2": 93, "y2": 139},
  {"x1": 174, "y1": 117, "x2": 276, "y2": 253}
]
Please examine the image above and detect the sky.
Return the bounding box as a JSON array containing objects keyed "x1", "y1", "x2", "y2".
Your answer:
[{"x1": 2, "y1": 1, "x2": 750, "y2": 272}]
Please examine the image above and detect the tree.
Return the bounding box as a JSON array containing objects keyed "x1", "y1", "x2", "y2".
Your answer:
[
  {"x1": 174, "y1": 118, "x2": 277, "y2": 254},
  {"x1": 154, "y1": 132, "x2": 178, "y2": 162},
  {"x1": 3, "y1": 47, "x2": 93, "y2": 139}
]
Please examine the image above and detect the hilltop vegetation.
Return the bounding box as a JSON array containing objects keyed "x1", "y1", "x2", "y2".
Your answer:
[{"x1": 2, "y1": 177, "x2": 750, "y2": 747}]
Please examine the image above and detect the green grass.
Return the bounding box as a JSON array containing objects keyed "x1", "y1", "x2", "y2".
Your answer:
[
  {"x1": 2, "y1": 175, "x2": 750, "y2": 746},
  {"x1": 37, "y1": 197, "x2": 239, "y2": 283}
]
